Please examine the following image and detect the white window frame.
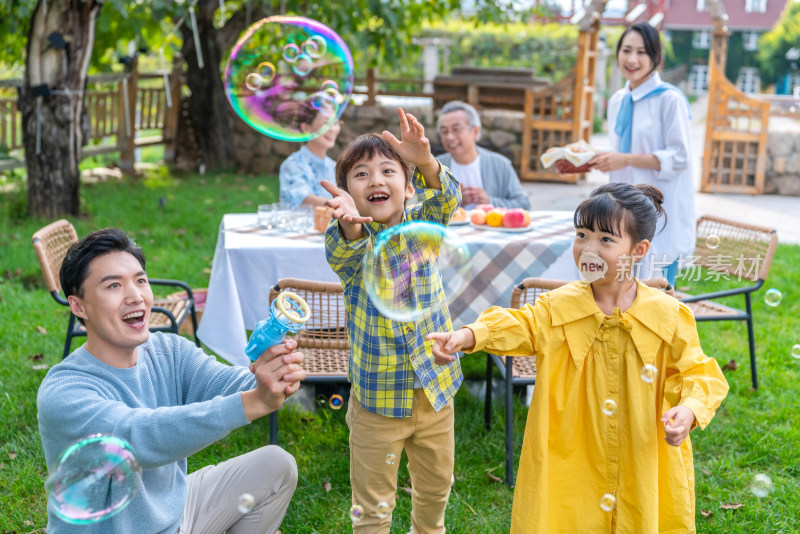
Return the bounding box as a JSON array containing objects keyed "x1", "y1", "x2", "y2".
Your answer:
[
  {"x1": 742, "y1": 31, "x2": 760, "y2": 51},
  {"x1": 737, "y1": 67, "x2": 761, "y2": 94},
  {"x1": 689, "y1": 65, "x2": 710, "y2": 95},
  {"x1": 692, "y1": 30, "x2": 712, "y2": 49},
  {"x1": 792, "y1": 74, "x2": 800, "y2": 98},
  {"x1": 745, "y1": 0, "x2": 767, "y2": 13},
  {"x1": 696, "y1": 0, "x2": 706, "y2": 11}
]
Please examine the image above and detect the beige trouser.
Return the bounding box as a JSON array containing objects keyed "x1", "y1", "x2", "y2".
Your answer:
[
  {"x1": 347, "y1": 388, "x2": 455, "y2": 534},
  {"x1": 178, "y1": 445, "x2": 297, "y2": 534}
]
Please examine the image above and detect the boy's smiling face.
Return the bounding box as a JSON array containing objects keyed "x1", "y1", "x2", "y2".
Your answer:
[{"x1": 345, "y1": 154, "x2": 415, "y2": 226}]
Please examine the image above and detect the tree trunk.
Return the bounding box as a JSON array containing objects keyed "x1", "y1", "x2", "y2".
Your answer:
[
  {"x1": 176, "y1": 1, "x2": 268, "y2": 171},
  {"x1": 22, "y1": 0, "x2": 99, "y2": 218}
]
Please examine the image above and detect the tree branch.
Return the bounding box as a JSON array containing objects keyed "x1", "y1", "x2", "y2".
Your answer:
[{"x1": 216, "y1": 5, "x2": 271, "y2": 53}]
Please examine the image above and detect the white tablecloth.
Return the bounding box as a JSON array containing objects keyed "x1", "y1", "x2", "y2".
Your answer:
[{"x1": 198, "y1": 212, "x2": 579, "y2": 366}]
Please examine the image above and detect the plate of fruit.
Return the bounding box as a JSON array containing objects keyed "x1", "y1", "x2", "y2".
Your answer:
[
  {"x1": 450, "y1": 207, "x2": 469, "y2": 226},
  {"x1": 469, "y1": 205, "x2": 532, "y2": 232}
]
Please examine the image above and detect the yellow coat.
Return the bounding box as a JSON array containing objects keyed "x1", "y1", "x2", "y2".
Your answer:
[{"x1": 468, "y1": 280, "x2": 729, "y2": 534}]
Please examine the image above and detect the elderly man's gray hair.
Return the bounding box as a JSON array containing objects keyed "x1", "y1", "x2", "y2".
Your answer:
[{"x1": 437, "y1": 100, "x2": 482, "y2": 141}]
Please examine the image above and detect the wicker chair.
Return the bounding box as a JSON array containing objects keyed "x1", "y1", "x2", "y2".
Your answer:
[
  {"x1": 267, "y1": 278, "x2": 350, "y2": 444},
  {"x1": 676, "y1": 215, "x2": 778, "y2": 389},
  {"x1": 485, "y1": 276, "x2": 675, "y2": 487},
  {"x1": 32, "y1": 219, "x2": 200, "y2": 360}
]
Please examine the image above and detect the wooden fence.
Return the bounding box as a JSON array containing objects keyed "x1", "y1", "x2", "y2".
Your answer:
[{"x1": 0, "y1": 61, "x2": 181, "y2": 173}]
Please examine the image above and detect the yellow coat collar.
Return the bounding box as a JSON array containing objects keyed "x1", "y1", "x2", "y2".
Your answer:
[{"x1": 548, "y1": 281, "x2": 679, "y2": 368}]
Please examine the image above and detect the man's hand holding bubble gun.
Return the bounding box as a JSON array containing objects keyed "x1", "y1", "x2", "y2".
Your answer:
[{"x1": 242, "y1": 291, "x2": 311, "y2": 419}]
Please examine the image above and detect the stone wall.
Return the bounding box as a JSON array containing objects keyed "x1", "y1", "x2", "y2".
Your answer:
[
  {"x1": 765, "y1": 117, "x2": 800, "y2": 196},
  {"x1": 230, "y1": 102, "x2": 526, "y2": 176}
]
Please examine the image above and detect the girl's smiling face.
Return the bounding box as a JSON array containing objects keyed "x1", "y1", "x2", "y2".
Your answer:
[
  {"x1": 572, "y1": 217, "x2": 650, "y2": 285},
  {"x1": 617, "y1": 31, "x2": 654, "y2": 90}
]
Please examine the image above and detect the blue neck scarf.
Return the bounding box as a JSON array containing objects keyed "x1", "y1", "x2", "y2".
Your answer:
[{"x1": 614, "y1": 81, "x2": 690, "y2": 154}]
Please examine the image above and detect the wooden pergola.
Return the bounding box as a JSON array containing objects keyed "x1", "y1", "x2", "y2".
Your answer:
[
  {"x1": 701, "y1": 0, "x2": 770, "y2": 194},
  {"x1": 519, "y1": 0, "x2": 607, "y2": 183}
]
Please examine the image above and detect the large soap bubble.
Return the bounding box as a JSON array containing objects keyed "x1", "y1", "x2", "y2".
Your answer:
[
  {"x1": 224, "y1": 16, "x2": 354, "y2": 142},
  {"x1": 363, "y1": 222, "x2": 472, "y2": 323},
  {"x1": 45, "y1": 434, "x2": 142, "y2": 524}
]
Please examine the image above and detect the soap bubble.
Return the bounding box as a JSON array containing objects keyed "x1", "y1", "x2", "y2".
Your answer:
[
  {"x1": 640, "y1": 364, "x2": 658, "y2": 383},
  {"x1": 385, "y1": 453, "x2": 396, "y2": 465},
  {"x1": 599, "y1": 493, "x2": 616, "y2": 512},
  {"x1": 764, "y1": 288, "x2": 782, "y2": 307},
  {"x1": 376, "y1": 501, "x2": 391, "y2": 519},
  {"x1": 349, "y1": 504, "x2": 365, "y2": 522},
  {"x1": 282, "y1": 43, "x2": 300, "y2": 62},
  {"x1": 238, "y1": 493, "x2": 255, "y2": 513},
  {"x1": 705, "y1": 235, "x2": 721, "y2": 249},
  {"x1": 224, "y1": 16, "x2": 354, "y2": 142},
  {"x1": 601, "y1": 399, "x2": 617, "y2": 416},
  {"x1": 363, "y1": 222, "x2": 472, "y2": 322},
  {"x1": 304, "y1": 35, "x2": 326, "y2": 58},
  {"x1": 791, "y1": 344, "x2": 800, "y2": 359},
  {"x1": 292, "y1": 53, "x2": 313, "y2": 76},
  {"x1": 45, "y1": 434, "x2": 141, "y2": 524},
  {"x1": 329, "y1": 394, "x2": 344, "y2": 410},
  {"x1": 244, "y1": 73, "x2": 263, "y2": 91},
  {"x1": 256, "y1": 61, "x2": 276, "y2": 84},
  {"x1": 310, "y1": 91, "x2": 337, "y2": 113},
  {"x1": 750, "y1": 473, "x2": 773, "y2": 498}
]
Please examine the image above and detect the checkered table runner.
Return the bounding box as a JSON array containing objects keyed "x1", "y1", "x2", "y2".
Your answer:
[
  {"x1": 446, "y1": 211, "x2": 575, "y2": 326},
  {"x1": 220, "y1": 210, "x2": 575, "y2": 328}
]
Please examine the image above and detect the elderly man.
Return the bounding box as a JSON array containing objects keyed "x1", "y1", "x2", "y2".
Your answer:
[{"x1": 436, "y1": 101, "x2": 530, "y2": 210}]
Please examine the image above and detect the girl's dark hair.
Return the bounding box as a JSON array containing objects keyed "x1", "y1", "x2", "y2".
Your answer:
[
  {"x1": 617, "y1": 22, "x2": 662, "y2": 73},
  {"x1": 335, "y1": 133, "x2": 413, "y2": 192},
  {"x1": 574, "y1": 182, "x2": 667, "y2": 244},
  {"x1": 60, "y1": 228, "x2": 146, "y2": 298}
]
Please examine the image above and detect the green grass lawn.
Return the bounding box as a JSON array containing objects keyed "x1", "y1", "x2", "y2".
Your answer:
[{"x1": 1, "y1": 170, "x2": 799, "y2": 532}]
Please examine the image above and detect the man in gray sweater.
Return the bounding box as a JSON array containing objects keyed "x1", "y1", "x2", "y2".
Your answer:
[
  {"x1": 436, "y1": 100, "x2": 530, "y2": 210},
  {"x1": 37, "y1": 228, "x2": 307, "y2": 533}
]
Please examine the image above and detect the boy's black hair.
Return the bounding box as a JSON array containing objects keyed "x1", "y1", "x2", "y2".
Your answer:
[
  {"x1": 574, "y1": 182, "x2": 667, "y2": 244},
  {"x1": 60, "y1": 228, "x2": 146, "y2": 299},
  {"x1": 617, "y1": 22, "x2": 662, "y2": 73},
  {"x1": 335, "y1": 134, "x2": 414, "y2": 193}
]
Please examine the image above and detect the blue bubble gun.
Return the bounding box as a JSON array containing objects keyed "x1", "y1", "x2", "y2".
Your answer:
[{"x1": 245, "y1": 291, "x2": 311, "y2": 362}]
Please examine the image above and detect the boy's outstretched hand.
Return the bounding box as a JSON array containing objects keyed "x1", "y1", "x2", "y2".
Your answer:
[
  {"x1": 321, "y1": 180, "x2": 372, "y2": 241},
  {"x1": 426, "y1": 328, "x2": 476, "y2": 365},
  {"x1": 661, "y1": 406, "x2": 696, "y2": 447},
  {"x1": 382, "y1": 107, "x2": 441, "y2": 186}
]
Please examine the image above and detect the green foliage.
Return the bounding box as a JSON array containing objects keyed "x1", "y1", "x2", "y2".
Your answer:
[
  {"x1": 420, "y1": 19, "x2": 579, "y2": 81},
  {"x1": 758, "y1": 2, "x2": 800, "y2": 82},
  {"x1": 0, "y1": 0, "x2": 519, "y2": 76}
]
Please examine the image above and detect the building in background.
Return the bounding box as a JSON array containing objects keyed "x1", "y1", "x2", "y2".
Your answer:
[
  {"x1": 657, "y1": 0, "x2": 785, "y2": 95},
  {"x1": 549, "y1": 0, "x2": 787, "y2": 95}
]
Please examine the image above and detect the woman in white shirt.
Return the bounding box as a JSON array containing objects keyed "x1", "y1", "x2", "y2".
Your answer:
[{"x1": 589, "y1": 22, "x2": 694, "y2": 287}]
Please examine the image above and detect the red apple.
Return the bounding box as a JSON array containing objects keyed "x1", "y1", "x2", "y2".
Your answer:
[
  {"x1": 470, "y1": 209, "x2": 487, "y2": 225},
  {"x1": 475, "y1": 204, "x2": 495, "y2": 213},
  {"x1": 503, "y1": 209, "x2": 528, "y2": 228}
]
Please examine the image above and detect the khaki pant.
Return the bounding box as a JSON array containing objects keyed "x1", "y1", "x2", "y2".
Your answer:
[
  {"x1": 347, "y1": 388, "x2": 455, "y2": 534},
  {"x1": 178, "y1": 445, "x2": 297, "y2": 534}
]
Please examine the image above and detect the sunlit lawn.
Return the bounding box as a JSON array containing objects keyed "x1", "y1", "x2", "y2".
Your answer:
[{"x1": 1, "y1": 168, "x2": 798, "y2": 532}]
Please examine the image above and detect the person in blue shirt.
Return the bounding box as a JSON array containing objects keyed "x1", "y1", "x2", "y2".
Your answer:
[
  {"x1": 37, "y1": 228, "x2": 307, "y2": 534},
  {"x1": 279, "y1": 109, "x2": 342, "y2": 208}
]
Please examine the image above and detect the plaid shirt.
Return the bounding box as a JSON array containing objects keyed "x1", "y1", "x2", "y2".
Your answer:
[{"x1": 325, "y1": 164, "x2": 463, "y2": 418}]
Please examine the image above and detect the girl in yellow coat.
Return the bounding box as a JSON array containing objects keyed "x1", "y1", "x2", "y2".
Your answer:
[{"x1": 429, "y1": 182, "x2": 729, "y2": 533}]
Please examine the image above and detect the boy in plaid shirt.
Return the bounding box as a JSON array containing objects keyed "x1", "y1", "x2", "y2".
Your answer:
[{"x1": 321, "y1": 108, "x2": 462, "y2": 533}]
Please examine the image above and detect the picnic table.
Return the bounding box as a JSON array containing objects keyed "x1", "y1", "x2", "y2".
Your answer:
[{"x1": 197, "y1": 211, "x2": 579, "y2": 366}]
